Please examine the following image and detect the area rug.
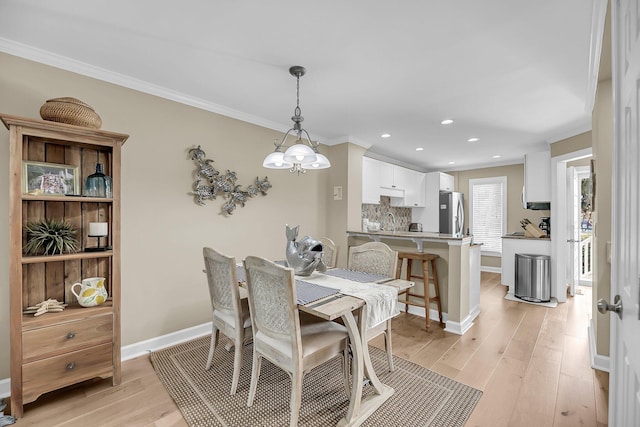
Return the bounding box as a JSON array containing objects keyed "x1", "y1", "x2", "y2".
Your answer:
[{"x1": 150, "y1": 336, "x2": 482, "y2": 427}]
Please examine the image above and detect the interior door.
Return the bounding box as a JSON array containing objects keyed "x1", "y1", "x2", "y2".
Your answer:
[{"x1": 610, "y1": 0, "x2": 640, "y2": 424}]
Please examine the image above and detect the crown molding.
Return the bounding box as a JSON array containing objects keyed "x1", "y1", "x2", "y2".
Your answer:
[
  {"x1": 323, "y1": 135, "x2": 371, "y2": 148},
  {"x1": 0, "y1": 37, "x2": 303, "y2": 137}
]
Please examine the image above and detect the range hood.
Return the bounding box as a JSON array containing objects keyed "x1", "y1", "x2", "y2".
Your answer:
[{"x1": 526, "y1": 201, "x2": 551, "y2": 210}]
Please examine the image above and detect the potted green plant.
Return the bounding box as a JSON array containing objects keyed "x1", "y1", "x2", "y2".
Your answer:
[{"x1": 24, "y1": 218, "x2": 79, "y2": 256}]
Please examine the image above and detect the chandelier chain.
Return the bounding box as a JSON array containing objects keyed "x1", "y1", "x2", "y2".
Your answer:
[{"x1": 294, "y1": 74, "x2": 302, "y2": 120}]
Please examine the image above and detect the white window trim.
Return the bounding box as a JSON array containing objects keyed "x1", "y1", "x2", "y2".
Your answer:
[{"x1": 469, "y1": 176, "x2": 507, "y2": 256}]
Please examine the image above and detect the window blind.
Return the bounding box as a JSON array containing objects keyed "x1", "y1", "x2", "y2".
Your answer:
[{"x1": 469, "y1": 177, "x2": 506, "y2": 254}]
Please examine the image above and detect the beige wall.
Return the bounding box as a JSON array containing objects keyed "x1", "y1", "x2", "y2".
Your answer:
[
  {"x1": 592, "y1": 79, "x2": 612, "y2": 356},
  {"x1": 567, "y1": 158, "x2": 592, "y2": 168},
  {"x1": 453, "y1": 163, "x2": 550, "y2": 268},
  {"x1": 550, "y1": 131, "x2": 592, "y2": 157},
  {"x1": 0, "y1": 52, "x2": 335, "y2": 379},
  {"x1": 323, "y1": 142, "x2": 367, "y2": 268}
]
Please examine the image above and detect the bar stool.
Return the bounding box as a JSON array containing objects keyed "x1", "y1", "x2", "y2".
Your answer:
[{"x1": 395, "y1": 251, "x2": 443, "y2": 330}]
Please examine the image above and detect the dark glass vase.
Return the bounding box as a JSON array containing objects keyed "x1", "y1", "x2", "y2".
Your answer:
[{"x1": 84, "y1": 163, "x2": 112, "y2": 198}]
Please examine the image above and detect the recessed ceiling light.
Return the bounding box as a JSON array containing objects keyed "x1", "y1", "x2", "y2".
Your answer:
[
  {"x1": 492, "y1": 155, "x2": 502, "y2": 159},
  {"x1": 448, "y1": 161, "x2": 456, "y2": 165},
  {"x1": 441, "y1": 119, "x2": 454, "y2": 125},
  {"x1": 468, "y1": 137, "x2": 479, "y2": 142},
  {"x1": 416, "y1": 147, "x2": 424, "y2": 151},
  {"x1": 381, "y1": 133, "x2": 391, "y2": 138}
]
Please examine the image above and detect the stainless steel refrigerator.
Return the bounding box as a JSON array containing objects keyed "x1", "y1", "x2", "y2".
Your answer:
[{"x1": 439, "y1": 191, "x2": 465, "y2": 236}]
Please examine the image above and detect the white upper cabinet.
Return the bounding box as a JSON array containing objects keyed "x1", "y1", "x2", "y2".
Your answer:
[
  {"x1": 379, "y1": 162, "x2": 396, "y2": 189},
  {"x1": 433, "y1": 171, "x2": 454, "y2": 192},
  {"x1": 379, "y1": 162, "x2": 405, "y2": 199},
  {"x1": 362, "y1": 156, "x2": 382, "y2": 204},
  {"x1": 524, "y1": 151, "x2": 551, "y2": 202},
  {"x1": 391, "y1": 167, "x2": 426, "y2": 207},
  {"x1": 362, "y1": 157, "x2": 426, "y2": 206}
]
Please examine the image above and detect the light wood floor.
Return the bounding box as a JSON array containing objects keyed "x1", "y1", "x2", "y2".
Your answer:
[{"x1": 10, "y1": 272, "x2": 608, "y2": 426}]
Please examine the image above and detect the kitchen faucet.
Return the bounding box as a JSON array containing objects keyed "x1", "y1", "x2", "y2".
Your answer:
[{"x1": 385, "y1": 212, "x2": 396, "y2": 232}]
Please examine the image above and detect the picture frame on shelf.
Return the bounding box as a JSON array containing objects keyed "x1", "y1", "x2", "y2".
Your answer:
[{"x1": 22, "y1": 160, "x2": 80, "y2": 196}]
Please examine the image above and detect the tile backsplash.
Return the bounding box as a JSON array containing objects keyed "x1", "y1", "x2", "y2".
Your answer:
[{"x1": 361, "y1": 196, "x2": 413, "y2": 231}]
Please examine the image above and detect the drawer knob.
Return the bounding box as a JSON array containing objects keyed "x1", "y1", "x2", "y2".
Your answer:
[
  {"x1": 66, "y1": 362, "x2": 76, "y2": 371},
  {"x1": 66, "y1": 332, "x2": 76, "y2": 339}
]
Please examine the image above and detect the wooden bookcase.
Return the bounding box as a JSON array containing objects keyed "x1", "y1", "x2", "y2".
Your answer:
[{"x1": 1, "y1": 114, "x2": 129, "y2": 418}]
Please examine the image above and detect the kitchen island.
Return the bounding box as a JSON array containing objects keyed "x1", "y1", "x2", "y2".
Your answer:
[{"x1": 347, "y1": 230, "x2": 477, "y2": 335}]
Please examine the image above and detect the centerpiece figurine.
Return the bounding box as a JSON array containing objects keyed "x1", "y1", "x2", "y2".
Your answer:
[{"x1": 285, "y1": 224, "x2": 327, "y2": 276}]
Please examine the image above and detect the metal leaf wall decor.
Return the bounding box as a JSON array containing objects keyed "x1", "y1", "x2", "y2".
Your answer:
[{"x1": 189, "y1": 145, "x2": 271, "y2": 216}]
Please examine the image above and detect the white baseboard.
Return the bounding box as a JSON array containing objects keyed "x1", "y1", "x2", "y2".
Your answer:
[
  {"x1": 398, "y1": 303, "x2": 448, "y2": 324},
  {"x1": 121, "y1": 322, "x2": 211, "y2": 361},
  {"x1": 445, "y1": 314, "x2": 474, "y2": 335},
  {"x1": 398, "y1": 302, "x2": 474, "y2": 335},
  {"x1": 469, "y1": 304, "x2": 480, "y2": 322},
  {"x1": 0, "y1": 322, "x2": 213, "y2": 399},
  {"x1": 588, "y1": 318, "x2": 610, "y2": 373},
  {"x1": 481, "y1": 266, "x2": 501, "y2": 274}
]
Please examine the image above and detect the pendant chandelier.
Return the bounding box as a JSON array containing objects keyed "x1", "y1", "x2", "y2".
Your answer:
[{"x1": 263, "y1": 66, "x2": 330, "y2": 174}]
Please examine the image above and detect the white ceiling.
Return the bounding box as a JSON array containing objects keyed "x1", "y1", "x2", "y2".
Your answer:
[{"x1": 0, "y1": 0, "x2": 605, "y2": 171}]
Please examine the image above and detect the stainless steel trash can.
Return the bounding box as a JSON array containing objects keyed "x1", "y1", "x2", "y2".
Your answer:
[{"x1": 515, "y1": 253, "x2": 551, "y2": 302}]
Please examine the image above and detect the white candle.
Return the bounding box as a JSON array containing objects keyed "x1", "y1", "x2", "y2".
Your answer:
[{"x1": 89, "y1": 222, "x2": 108, "y2": 236}]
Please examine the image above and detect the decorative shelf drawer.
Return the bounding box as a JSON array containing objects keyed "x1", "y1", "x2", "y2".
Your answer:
[
  {"x1": 22, "y1": 314, "x2": 113, "y2": 362},
  {"x1": 22, "y1": 343, "x2": 114, "y2": 404}
]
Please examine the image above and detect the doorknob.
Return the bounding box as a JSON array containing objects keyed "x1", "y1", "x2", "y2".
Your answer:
[
  {"x1": 567, "y1": 239, "x2": 580, "y2": 243},
  {"x1": 597, "y1": 295, "x2": 623, "y2": 318}
]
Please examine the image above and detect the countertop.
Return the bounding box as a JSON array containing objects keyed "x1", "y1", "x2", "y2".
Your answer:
[
  {"x1": 502, "y1": 232, "x2": 550, "y2": 241},
  {"x1": 347, "y1": 230, "x2": 471, "y2": 242}
]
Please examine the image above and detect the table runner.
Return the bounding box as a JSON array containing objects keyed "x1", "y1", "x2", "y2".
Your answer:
[{"x1": 299, "y1": 271, "x2": 399, "y2": 328}]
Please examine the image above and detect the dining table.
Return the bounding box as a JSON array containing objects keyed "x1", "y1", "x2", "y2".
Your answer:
[
  {"x1": 288, "y1": 269, "x2": 414, "y2": 426},
  {"x1": 237, "y1": 265, "x2": 413, "y2": 426}
]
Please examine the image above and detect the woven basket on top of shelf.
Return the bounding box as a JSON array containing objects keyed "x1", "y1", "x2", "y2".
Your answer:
[{"x1": 39, "y1": 97, "x2": 102, "y2": 129}]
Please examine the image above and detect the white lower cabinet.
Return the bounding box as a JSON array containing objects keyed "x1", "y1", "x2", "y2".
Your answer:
[{"x1": 501, "y1": 237, "x2": 552, "y2": 295}]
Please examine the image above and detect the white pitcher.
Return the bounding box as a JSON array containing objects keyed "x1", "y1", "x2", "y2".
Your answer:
[{"x1": 71, "y1": 277, "x2": 108, "y2": 307}]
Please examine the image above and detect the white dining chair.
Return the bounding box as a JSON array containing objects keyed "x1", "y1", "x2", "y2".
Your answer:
[
  {"x1": 348, "y1": 241, "x2": 398, "y2": 371},
  {"x1": 243, "y1": 256, "x2": 350, "y2": 427},
  {"x1": 202, "y1": 247, "x2": 252, "y2": 395},
  {"x1": 318, "y1": 237, "x2": 338, "y2": 268}
]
